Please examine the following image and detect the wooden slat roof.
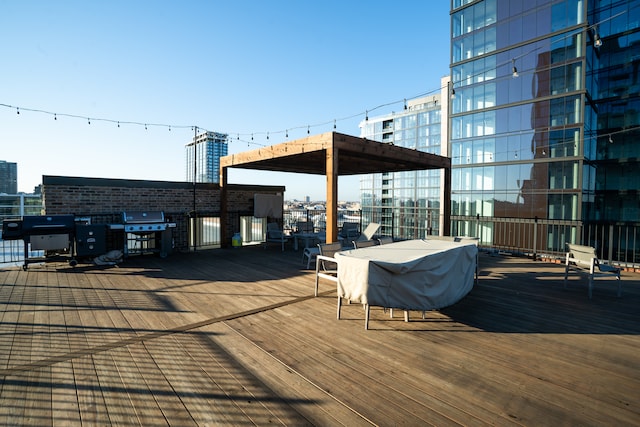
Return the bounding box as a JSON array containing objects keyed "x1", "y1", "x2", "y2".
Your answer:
[{"x1": 220, "y1": 131, "x2": 450, "y2": 175}]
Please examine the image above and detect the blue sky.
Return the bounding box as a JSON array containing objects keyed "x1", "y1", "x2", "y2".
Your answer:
[{"x1": 1, "y1": 1, "x2": 451, "y2": 200}]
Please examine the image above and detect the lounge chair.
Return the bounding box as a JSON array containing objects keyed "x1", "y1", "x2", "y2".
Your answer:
[{"x1": 564, "y1": 243, "x2": 621, "y2": 299}]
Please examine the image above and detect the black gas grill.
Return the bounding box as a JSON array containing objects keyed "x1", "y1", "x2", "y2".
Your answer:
[
  {"x1": 118, "y1": 211, "x2": 175, "y2": 257},
  {"x1": 2, "y1": 215, "x2": 76, "y2": 270}
]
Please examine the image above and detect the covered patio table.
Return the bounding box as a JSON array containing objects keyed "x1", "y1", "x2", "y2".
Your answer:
[{"x1": 334, "y1": 239, "x2": 477, "y2": 327}]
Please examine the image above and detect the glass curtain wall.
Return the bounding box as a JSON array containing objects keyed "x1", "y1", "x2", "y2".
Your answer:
[
  {"x1": 450, "y1": 0, "x2": 587, "y2": 250},
  {"x1": 360, "y1": 97, "x2": 442, "y2": 239}
]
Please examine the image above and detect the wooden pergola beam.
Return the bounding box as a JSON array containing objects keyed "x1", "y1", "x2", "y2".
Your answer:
[{"x1": 220, "y1": 131, "x2": 451, "y2": 245}]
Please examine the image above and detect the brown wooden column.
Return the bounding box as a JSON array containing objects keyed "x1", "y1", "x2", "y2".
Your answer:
[
  {"x1": 325, "y1": 145, "x2": 339, "y2": 243},
  {"x1": 220, "y1": 165, "x2": 229, "y2": 248}
]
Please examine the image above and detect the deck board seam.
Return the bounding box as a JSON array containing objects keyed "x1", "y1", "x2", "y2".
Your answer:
[{"x1": 0, "y1": 290, "x2": 334, "y2": 376}]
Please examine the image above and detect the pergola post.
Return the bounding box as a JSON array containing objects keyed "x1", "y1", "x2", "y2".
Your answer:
[
  {"x1": 326, "y1": 146, "x2": 339, "y2": 243},
  {"x1": 443, "y1": 165, "x2": 451, "y2": 236},
  {"x1": 220, "y1": 165, "x2": 228, "y2": 248}
]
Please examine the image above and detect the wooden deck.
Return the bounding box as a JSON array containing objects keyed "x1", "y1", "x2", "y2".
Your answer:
[{"x1": 1, "y1": 245, "x2": 639, "y2": 426}]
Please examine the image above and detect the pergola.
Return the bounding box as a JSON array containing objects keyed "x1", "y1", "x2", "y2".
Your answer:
[{"x1": 220, "y1": 131, "x2": 451, "y2": 244}]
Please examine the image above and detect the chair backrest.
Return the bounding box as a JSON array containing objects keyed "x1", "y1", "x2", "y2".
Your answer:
[
  {"x1": 317, "y1": 242, "x2": 342, "y2": 271},
  {"x1": 567, "y1": 243, "x2": 598, "y2": 267},
  {"x1": 377, "y1": 236, "x2": 394, "y2": 245},
  {"x1": 266, "y1": 222, "x2": 283, "y2": 238},
  {"x1": 296, "y1": 221, "x2": 314, "y2": 233},
  {"x1": 353, "y1": 239, "x2": 378, "y2": 249},
  {"x1": 339, "y1": 222, "x2": 359, "y2": 238},
  {"x1": 360, "y1": 222, "x2": 380, "y2": 240}
]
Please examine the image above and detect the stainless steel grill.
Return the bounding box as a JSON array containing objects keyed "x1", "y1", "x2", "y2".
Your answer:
[{"x1": 119, "y1": 211, "x2": 175, "y2": 258}]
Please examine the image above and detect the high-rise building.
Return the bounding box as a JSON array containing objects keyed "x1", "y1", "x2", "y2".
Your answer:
[
  {"x1": 185, "y1": 131, "x2": 228, "y2": 184},
  {"x1": 0, "y1": 160, "x2": 18, "y2": 194},
  {"x1": 359, "y1": 92, "x2": 447, "y2": 239},
  {"x1": 448, "y1": 0, "x2": 639, "y2": 252}
]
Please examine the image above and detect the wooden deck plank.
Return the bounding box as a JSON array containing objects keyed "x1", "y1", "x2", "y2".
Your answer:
[
  {"x1": 200, "y1": 322, "x2": 357, "y2": 426},
  {"x1": 0, "y1": 248, "x2": 638, "y2": 425},
  {"x1": 63, "y1": 270, "x2": 111, "y2": 425}
]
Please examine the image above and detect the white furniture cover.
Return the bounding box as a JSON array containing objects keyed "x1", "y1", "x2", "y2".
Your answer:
[{"x1": 334, "y1": 239, "x2": 477, "y2": 311}]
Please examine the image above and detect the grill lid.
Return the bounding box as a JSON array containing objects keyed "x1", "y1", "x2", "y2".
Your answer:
[
  {"x1": 122, "y1": 211, "x2": 165, "y2": 224},
  {"x1": 21, "y1": 215, "x2": 75, "y2": 233}
]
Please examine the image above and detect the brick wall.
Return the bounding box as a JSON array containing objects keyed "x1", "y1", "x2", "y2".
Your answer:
[{"x1": 42, "y1": 176, "x2": 285, "y2": 251}]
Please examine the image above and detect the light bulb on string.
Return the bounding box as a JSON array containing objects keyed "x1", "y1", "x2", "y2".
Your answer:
[
  {"x1": 145, "y1": 124, "x2": 147, "y2": 130},
  {"x1": 169, "y1": 125, "x2": 171, "y2": 131},
  {"x1": 286, "y1": 129, "x2": 288, "y2": 139},
  {"x1": 307, "y1": 126, "x2": 310, "y2": 134},
  {"x1": 117, "y1": 121, "x2": 120, "y2": 128},
  {"x1": 365, "y1": 110, "x2": 369, "y2": 121},
  {"x1": 594, "y1": 27, "x2": 603, "y2": 48},
  {"x1": 404, "y1": 99, "x2": 407, "y2": 110},
  {"x1": 609, "y1": 134, "x2": 613, "y2": 143},
  {"x1": 267, "y1": 132, "x2": 269, "y2": 140},
  {"x1": 16, "y1": 107, "x2": 19, "y2": 115},
  {"x1": 54, "y1": 113, "x2": 57, "y2": 121},
  {"x1": 88, "y1": 118, "x2": 91, "y2": 125},
  {"x1": 334, "y1": 119, "x2": 337, "y2": 130}
]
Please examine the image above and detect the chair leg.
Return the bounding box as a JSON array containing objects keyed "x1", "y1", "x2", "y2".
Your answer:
[
  {"x1": 314, "y1": 274, "x2": 319, "y2": 297},
  {"x1": 404, "y1": 310, "x2": 409, "y2": 322},
  {"x1": 337, "y1": 296, "x2": 342, "y2": 319},
  {"x1": 588, "y1": 275, "x2": 593, "y2": 299},
  {"x1": 617, "y1": 275, "x2": 622, "y2": 297},
  {"x1": 364, "y1": 304, "x2": 370, "y2": 330}
]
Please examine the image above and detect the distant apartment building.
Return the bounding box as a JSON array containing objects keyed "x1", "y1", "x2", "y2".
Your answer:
[
  {"x1": 449, "y1": 0, "x2": 640, "y2": 253},
  {"x1": 0, "y1": 160, "x2": 17, "y2": 194},
  {"x1": 185, "y1": 131, "x2": 228, "y2": 184},
  {"x1": 359, "y1": 91, "x2": 447, "y2": 239}
]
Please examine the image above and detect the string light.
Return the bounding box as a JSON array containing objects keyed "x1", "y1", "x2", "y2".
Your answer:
[{"x1": 0, "y1": 14, "x2": 630, "y2": 144}]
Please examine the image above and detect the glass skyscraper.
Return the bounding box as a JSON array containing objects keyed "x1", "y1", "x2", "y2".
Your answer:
[
  {"x1": 359, "y1": 94, "x2": 445, "y2": 239},
  {"x1": 185, "y1": 131, "x2": 228, "y2": 184},
  {"x1": 0, "y1": 160, "x2": 18, "y2": 194},
  {"x1": 449, "y1": 0, "x2": 639, "y2": 252}
]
